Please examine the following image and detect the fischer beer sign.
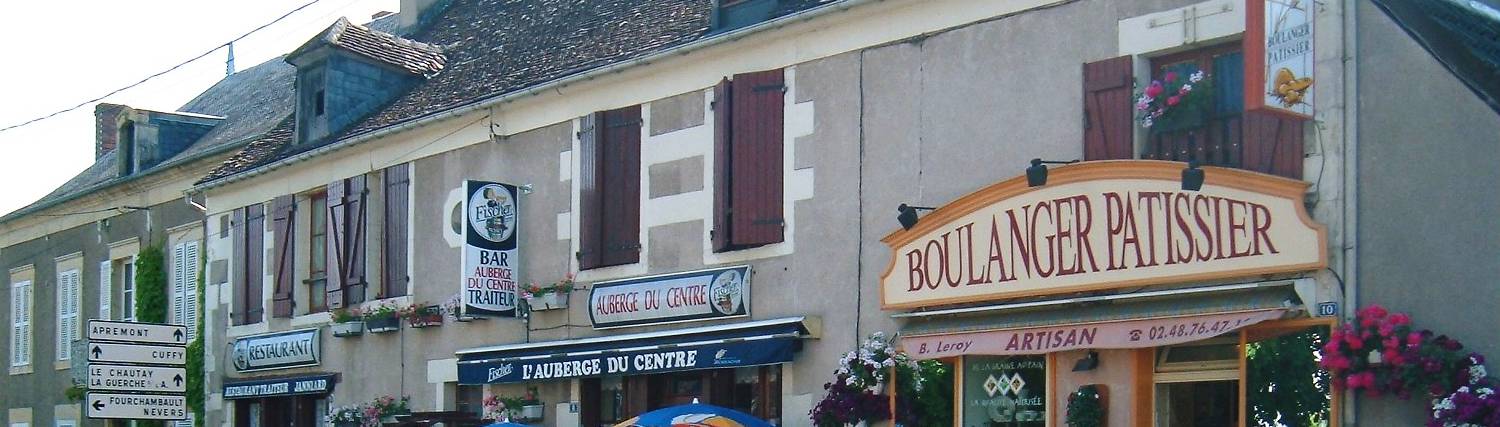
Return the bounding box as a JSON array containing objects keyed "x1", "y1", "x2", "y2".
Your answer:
[
  {"x1": 879, "y1": 161, "x2": 1325, "y2": 309},
  {"x1": 462, "y1": 180, "x2": 521, "y2": 317}
]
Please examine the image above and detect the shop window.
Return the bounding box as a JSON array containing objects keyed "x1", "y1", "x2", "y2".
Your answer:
[
  {"x1": 307, "y1": 192, "x2": 328, "y2": 313},
  {"x1": 711, "y1": 69, "x2": 786, "y2": 252},
  {"x1": 577, "y1": 106, "x2": 642, "y2": 270},
  {"x1": 456, "y1": 384, "x2": 484, "y2": 419},
  {"x1": 1155, "y1": 337, "x2": 1240, "y2": 373}
]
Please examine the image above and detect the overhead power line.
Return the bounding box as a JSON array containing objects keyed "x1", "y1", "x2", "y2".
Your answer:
[{"x1": 0, "y1": 0, "x2": 326, "y2": 135}]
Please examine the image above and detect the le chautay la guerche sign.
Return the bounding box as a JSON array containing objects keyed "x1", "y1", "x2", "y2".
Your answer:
[{"x1": 879, "y1": 161, "x2": 1326, "y2": 309}]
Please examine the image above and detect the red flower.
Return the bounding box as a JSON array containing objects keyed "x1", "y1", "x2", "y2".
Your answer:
[
  {"x1": 1145, "y1": 81, "x2": 1164, "y2": 98},
  {"x1": 1389, "y1": 313, "x2": 1411, "y2": 326},
  {"x1": 1167, "y1": 95, "x2": 1181, "y2": 106},
  {"x1": 1165, "y1": 71, "x2": 1178, "y2": 83}
]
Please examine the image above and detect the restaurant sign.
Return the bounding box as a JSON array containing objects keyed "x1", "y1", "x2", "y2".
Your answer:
[
  {"x1": 222, "y1": 374, "x2": 337, "y2": 400},
  {"x1": 456, "y1": 337, "x2": 794, "y2": 384},
  {"x1": 231, "y1": 328, "x2": 320, "y2": 372},
  {"x1": 462, "y1": 180, "x2": 521, "y2": 317},
  {"x1": 589, "y1": 266, "x2": 751, "y2": 329},
  {"x1": 879, "y1": 161, "x2": 1325, "y2": 309},
  {"x1": 1246, "y1": 0, "x2": 1315, "y2": 117}
]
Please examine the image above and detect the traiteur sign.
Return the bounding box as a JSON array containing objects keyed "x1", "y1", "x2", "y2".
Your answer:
[{"x1": 879, "y1": 161, "x2": 1326, "y2": 309}]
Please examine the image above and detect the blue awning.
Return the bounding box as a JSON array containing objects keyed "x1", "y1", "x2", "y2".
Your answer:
[{"x1": 456, "y1": 317, "x2": 817, "y2": 385}]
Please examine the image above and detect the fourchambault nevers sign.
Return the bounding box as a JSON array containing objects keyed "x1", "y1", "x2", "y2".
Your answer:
[{"x1": 879, "y1": 161, "x2": 1327, "y2": 309}]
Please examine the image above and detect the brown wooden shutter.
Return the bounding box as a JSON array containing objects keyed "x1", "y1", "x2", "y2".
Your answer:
[
  {"x1": 1241, "y1": 111, "x2": 1304, "y2": 179},
  {"x1": 600, "y1": 105, "x2": 642, "y2": 267},
  {"x1": 345, "y1": 174, "x2": 368, "y2": 304},
  {"x1": 270, "y1": 195, "x2": 296, "y2": 318},
  {"x1": 382, "y1": 164, "x2": 410, "y2": 298},
  {"x1": 712, "y1": 78, "x2": 733, "y2": 252},
  {"x1": 1082, "y1": 56, "x2": 1137, "y2": 161},
  {"x1": 729, "y1": 69, "x2": 785, "y2": 247},
  {"x1": 245, "y1": 203, "x2": 265, "y2": 324},
  {"x1": 231, "y1": 209, "x2": 246, "y2": 325},
  {"x1": 576, "y1": 112, "x2": 604, "y2": 270},
  {"x1": 325, "y1": 179, "x2": 348, "y2": 309}
]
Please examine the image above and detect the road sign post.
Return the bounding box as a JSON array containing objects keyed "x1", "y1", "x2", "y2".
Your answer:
[{"x1": 85, "y1": 319, "x2": 188, "y2": 421}]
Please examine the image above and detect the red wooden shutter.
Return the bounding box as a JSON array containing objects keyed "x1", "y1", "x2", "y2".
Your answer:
[
  {"x1": 245, "y1": 203, "x2": 265, "y2": 324},
  {"x1": 1241, "y1": 111, "x2": 1304, "y2": 179},
  {"x1": 729, "y1": 69, "x2": 786, "y2": 247},
  {"x1": 382, "y1": 164, "x2": 410, "y2": 298},
  {"x1": 600, "y1": 105, "x2": 642, "y2": 267},
  {"x1": 270, "y1": 195, "x2": 296, "y2": 318},
  {"x1": 345, "y1": 175, "x2": 368, "y2": 304},
  {"x1": 577, "y1": 112, "x2": 604, "y2": 270},
  {"x1": 1082, "y1": 56, "x2": 1137, "y2": 161},
  {"x1": 231, "y1": 209, "x2": 246, "y2": 325},
  {"x1": 712, "y1": 78, "x2": 733, "y2": 252},
  {"x1": 325, "y1": 179, "x2": 348, "y2": 309}
]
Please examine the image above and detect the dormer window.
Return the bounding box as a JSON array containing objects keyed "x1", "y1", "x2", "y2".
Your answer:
[
  {"x1": 286, "y1": 17, "x2": 445, "y2": 146},
  {"x1": 119, "y1": 121, "x2": 136, "y2": 176},
  {"x1": 712, "y1": 0, "x2": 784, "y2": 33},
  {"x1": 315, "y1": 90, "x2": 326, "y2": 116}
]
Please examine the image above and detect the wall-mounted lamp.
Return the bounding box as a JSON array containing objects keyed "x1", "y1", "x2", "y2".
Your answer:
[
  {"x1": 1181, "y1": 160, "x2": 1204, "y2": 191},
  {"x1": 896, "y1": 203, "x2": 936, "y2": 230},
  {"x1": 1026, "y1": 158, "x2": 1080, "y2": 187},
  {"x1": 518, "y1": 184, "x2": 535, "y2": 195},
  {"x1": 1072, "y1": 350, "x2": 1100, "y2": 372}
]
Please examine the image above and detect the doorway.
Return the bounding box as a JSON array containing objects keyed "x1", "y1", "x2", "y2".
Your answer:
[{"x1": 1153, "y1": 337, "x2": 1241, "y2": 427}]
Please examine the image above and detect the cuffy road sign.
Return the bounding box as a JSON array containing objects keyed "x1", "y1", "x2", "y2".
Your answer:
[
  {"x1": 87, "y1": 320, "x2": 187, "y2": 346},
  {"x1": 87, "y1": 342, "x2": 187, "y2": 365},
  {"x1": 88, "y1": 363, "x2": 187, "y2": 393},
  {"x1": 86, "y1": 392, "x2": 188, "y2": 420}
]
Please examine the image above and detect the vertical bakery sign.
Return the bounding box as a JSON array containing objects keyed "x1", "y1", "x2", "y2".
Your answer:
[
  {"x1": 1247, "y1": 0, "x2": 1315, "y2": 118},
  {"x1": 462, "y1": 180, "x2": 520, "y2": 317}
]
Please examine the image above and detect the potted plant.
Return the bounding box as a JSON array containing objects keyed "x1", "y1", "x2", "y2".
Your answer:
[
  {"x1": 402, "y1": 303, "x2": 444, "y2": 328},
  {"x1": 369, "y1": 395, "x2": 411, "y2": 424},
  {"x1": 327, "y1": 404, "x2": 366, "y2": 427},
  {"x1": 330, "y1": 307, "x2": 365, "y2": 337},
  {"x1": 363, "y1": 302, "x2": 401, "y2": 333},
  {"x1": 443, "y1": 293, "x2": 483, "y2": 322},
  {"x1": 1135, "y1": 70, "x2": 1213, "y2": 133},
  {"x1": 521, "y1": 274, "x2": 576, "y2": 311},
  {"x1": 496, "y1": 388, "x2": 544, "y2": 421}
]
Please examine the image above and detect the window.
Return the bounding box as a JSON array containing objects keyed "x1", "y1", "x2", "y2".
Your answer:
[
  {"x1": 308, "y1": 192, "x2": 328, "y2": 312},
  {"x1": 233, "y1": 204, "x2": 266, "y2": 325},
  {"x1": 314, "y1": 90, "x2": 325, "y2": 116},
  {"x1": 56, "y1": 269, "x2": 80, "y2": 361},
  {"x1": 712, "y1": 69, "x2": 786, "y2": 252},
  {"x1": 119, "y1": 121, "x2": 136, "y2": 176},
  {"x1": 324, "y1": 176, "x2": 369, "y2": 308},
  {"x1": 712, "y1": 0, "x2": 781, "y2": 32},
  {"x1": 171, "y1": 242, "x2": 200, "y2": 340},
  {"x1": 11, "y1": 279, "x2": 32, "y2": 367},
  {"x1": 382, "y1": 163, "x2": 410, "y2": 298},
  {"x1": 577, "y1": 106, "x2": 642, "y2": 270},
  {"x1": 456, "y1": 385, "x2": 484, "y2": 418},
  {"x1": 121, "y1": 259, "x2": 136, "y2": 322}
]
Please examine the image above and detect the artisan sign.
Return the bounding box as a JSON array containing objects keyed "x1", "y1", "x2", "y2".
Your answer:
[
  {"x1": 223, "y1": 374, "x2": 336, "y2": 399},
  {"x1": 589, "y1": 266, "x2": 750, "y2": 329},
  {"x1": 462, "y1": 180, "x2": 521, "y2": 317},
  {"x1": 457, "y1": 337, "x2": 795, "y2": 384},
  {"x1": 879, "y1": 162, "x2": 1325, "y2": 309},
  {"x1": 1246, "y1": 0, "x2": 1315, "y2": 117},
  {"x1": 87, "y1": 392, "x2": 188, "y2": 420},
  {"x1": 231, "y1": 328, "x2": 321, "y2": 372},
  {"x1": 904, "y1": 309, "x2": 1286, "y2": 360},
  {"x1": 88, "y1": 364, "x2": 187, "y2": 393}
]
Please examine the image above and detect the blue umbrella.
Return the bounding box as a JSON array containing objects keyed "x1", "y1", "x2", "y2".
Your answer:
[{"x1": 615, "y1": 402, "x2": 773, "y2": 427}]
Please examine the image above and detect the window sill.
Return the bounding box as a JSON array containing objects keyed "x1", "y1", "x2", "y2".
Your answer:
[
  {"x1": 54, "y1": 360, "x2": 71, "y2": 371},
  {"x1": 227, "y1": 322, "x2": 270, "y2": 338},
  {"x1": 291, "y1": 312, "x2": 333, "y2": 327},
  {"x1": 9, "y1": 364, "x2": 32, "y2": 375}
]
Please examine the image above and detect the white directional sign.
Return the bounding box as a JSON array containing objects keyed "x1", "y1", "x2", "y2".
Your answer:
[
  {"x1": 88, "y1": 363, "x2": 187, "y2": 393},
  {"x1": 87, "y1": 392, "x2": 188, "y2": 420},
  {"x1": 88, "y1": 320, "x2": 187, "y2": 346},
  {"x1": 88, "y1": 342, "x2": 187, "y2": 365}
]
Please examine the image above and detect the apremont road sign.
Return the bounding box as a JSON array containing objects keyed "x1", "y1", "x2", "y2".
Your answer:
[
  {"x1": 87, "y1": 342, "x2": 187, "y2": 365},
  {"x1": 88, "y1": 363, "x2": 187, "y2": 393},
  {"x1": 87, "y1": 320, "x2": 187, "y2": 346},
  {"x1": 86, "y1": 392, "x2": 188, "y2": 420}
]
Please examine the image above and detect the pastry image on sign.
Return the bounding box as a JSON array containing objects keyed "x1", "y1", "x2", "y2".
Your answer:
[
  {"x1": 1272, "y1": 67, "x2": 1313, "y2": 107},
  {"x1": 468, "y1": 184, "x2": 516, "y2": 243},
  {"x1": 709, "y1": 270, "x2": 745, "y2": 315}
]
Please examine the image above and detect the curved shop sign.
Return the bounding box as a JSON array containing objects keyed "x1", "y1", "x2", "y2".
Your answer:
[
  {"x1": 589, "y1": 266, "x2": 750, "y2": 329},
  {"x1": 879, "y1": 161, "x2": 1326, "y2": 309},
  {"x1": 231, "y1": 328, "x2": 320, "y2": 372}
]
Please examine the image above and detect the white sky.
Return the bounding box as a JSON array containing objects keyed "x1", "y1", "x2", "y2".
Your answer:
[{"x1": 0, "y1": 0, "x2": 400, "y2": 216}]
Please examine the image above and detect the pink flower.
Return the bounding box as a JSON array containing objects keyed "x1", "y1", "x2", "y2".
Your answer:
[
  {"x1": 1360, "y1": 305, "x2": 1389, "y2": 319},
  {"x1": 1389, "y1": 313, "x2": 1411, "y2": 326},
  {"x1": 1145, "y1": 81, "x2": 1164, "y2": 98},
  {"x1": 1167, "y1": 95, "x2": 1181, "y2": 106},
  {"x1": 1407, "y1": 332, "x2": 1424, "y2": 346},
  {"x1": 1165, "y1": 72, "x2": 1178, "y2": 83}
]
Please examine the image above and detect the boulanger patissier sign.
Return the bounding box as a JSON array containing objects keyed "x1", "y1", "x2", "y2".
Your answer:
[
  {"x1": 589, "y1": 266, "x2": 750, "y2": 328},
  {"x1": 879, "y1": 161, "x2": 1326, "y2": 309},
  {"x1": 1247, "y1": 0, "x2": 1315, "y2": 117},
  {"x1": 462, "y1": 180, "x2": 521, "y2": 317}
]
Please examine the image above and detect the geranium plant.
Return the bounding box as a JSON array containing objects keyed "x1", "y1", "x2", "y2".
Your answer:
[
  {"x1": 328, "y1": 404, "x2": 366, "y2": 426},
  {"x1": 330, "y1": 306, "x2": 363, "y2": 323},
  {"x1": 520, "y1": 273, "x2": 577, "y2": 299},
  {"x1": 362, "y1": 301, "x2": 401, "y2": 321},
  {"x1": 1135, "y1": 70, "x2": 1213, "y2": 131},
  {"x1": 400, "y1": 302, "x2": 444, "y2": 327},
  {"x1": 327, "y1": 395, "x2": 410, "y2": 427}
]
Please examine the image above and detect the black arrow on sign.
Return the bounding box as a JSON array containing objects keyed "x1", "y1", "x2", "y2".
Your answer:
[
  {"x1": 173, "y1": 329, "x2": 184, "y2": 341},
  {"x1": 91, "y1": 346, "x2": 102, "y2": 359},
  {"x1": 92, "y1": 400, "x2": 105, "y2": 411},
  {"x1": 173, "y1": 374, "x2": 184, "y2": 386}
]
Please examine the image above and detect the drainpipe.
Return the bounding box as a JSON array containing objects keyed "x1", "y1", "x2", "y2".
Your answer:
[{"x1": 1340, "y1": 0, "x2": 1360, "y2": 425}]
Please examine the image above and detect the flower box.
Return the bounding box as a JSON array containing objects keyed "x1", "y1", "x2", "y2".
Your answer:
[
  {"x1": 525, "y1": 293, "x2": 568, "y2": 311},
  {"x1": 519, "y1": 404, "x2": 545, "y2": 420},
  {"x1": 406, "y1": 305, "x2": 445, "y2": 328},
  {"x1": 366, "y1": 316, "x2": 400, "y2": 333},
  {"x1": 331, "y1": 321, "x2": 365, "y2": 337}
]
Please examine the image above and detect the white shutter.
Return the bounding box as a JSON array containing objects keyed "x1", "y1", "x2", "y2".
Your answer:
[
  {"x1": 10, "y1": 282, "x2": 22, "y2": 366},
  {"x1": 99, "y1": 260, "x2": 113, "y2": 320},
  {"x1": 56, "y1": 270, "x2": 79, "y2": 361},
  {"x1": 172, "y1": 243, "x2": 186, "y2": 327},
  {"x1": 68, "y1": 271, "x2": 79, "y2": 353},
  {"x1": 184, "y1": 241, "x2": 200, "y2": 341}
]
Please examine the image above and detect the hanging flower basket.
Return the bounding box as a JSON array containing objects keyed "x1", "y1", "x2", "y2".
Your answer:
[
  {"x1": 403, "y1": 304, "x2": 445, "y2": 328},
  {"x1": 521, "y1": 274, "x2": 578, "y2": 311}
]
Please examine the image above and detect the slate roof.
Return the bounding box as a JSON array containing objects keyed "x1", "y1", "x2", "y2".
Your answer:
[
  {"x1": 290, "y1": 17, "x2": 446, "y2": 76},
  {"x1": 1371, "y1": 0, "x2": 1500, "y2": 114},
  {"x1": 197, "y1": 0, "x2": 835, "y2": 186}
]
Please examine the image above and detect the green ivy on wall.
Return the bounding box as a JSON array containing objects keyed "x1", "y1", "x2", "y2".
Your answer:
[{"x1": 134, "y1": 245, "x2": 167, "y2": 323}]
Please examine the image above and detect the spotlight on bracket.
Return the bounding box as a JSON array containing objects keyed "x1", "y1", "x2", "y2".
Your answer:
[
  {"x1": 896, "y1": 203, "x2": 937, "y2": 230},
  {"x1": 1026, "y1": 158, "x2": 1080, "y2": 187},
  {"x1": 1181, "y1": 160, "x2": 1204, "y2": 191}
]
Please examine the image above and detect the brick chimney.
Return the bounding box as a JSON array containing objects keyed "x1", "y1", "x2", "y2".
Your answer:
[{"x1": 94, "y1": 103, "x2": 130, "y2": 159}]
